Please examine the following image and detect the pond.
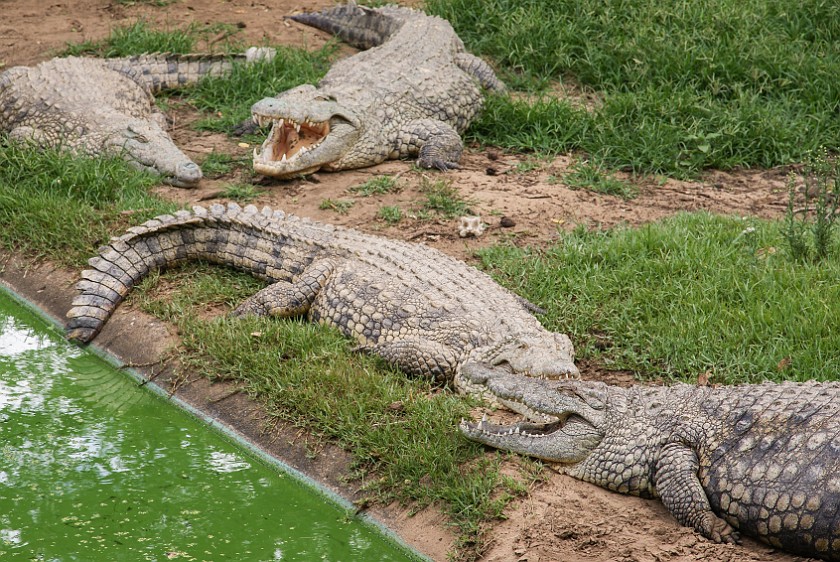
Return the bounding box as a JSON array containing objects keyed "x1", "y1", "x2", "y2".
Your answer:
[{"x1": 0, "y1": 289, "x2": 424, "y2": 561}]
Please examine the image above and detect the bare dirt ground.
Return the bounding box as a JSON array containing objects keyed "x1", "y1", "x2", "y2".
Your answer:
[{"x1": 0, "y1": 2, "x2": 813, "y2": 561}]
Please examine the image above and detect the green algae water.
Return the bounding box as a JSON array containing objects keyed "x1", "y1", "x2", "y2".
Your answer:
[{"x1": 0, "y1": 290, "x2": 423, "y2": 562}]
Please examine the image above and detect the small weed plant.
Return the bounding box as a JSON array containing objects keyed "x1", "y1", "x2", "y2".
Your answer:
[
  {"x1": 377, "y1": 205, "x2": 403, "y2": 224},
  {"x1": 220, "y1": 182, "x2": 261, "y2": 202},
  {"x1": 201, "y1": 152, "x2": 240, "y2": 178},
  {"x1": 418, "y1": 177, "x2": 472, "y2": 219},
  {"x1": 563, "y1": 160, "x2": 639, "y2": 200},
  {"x1": 350, "y1": 175, "x2": 401, "y2": 197},
  {"x1": 319, "y1": 198, "x2": 355, "y2": 214},
  {"x1": 783, "y1": 149, "x2": 840, "y2": 262}
]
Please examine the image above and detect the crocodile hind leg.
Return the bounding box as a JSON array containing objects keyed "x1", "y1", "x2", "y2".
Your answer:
[
  {"x1": 231, "y1": 259, "x2": 335, "y2": 318},
  {"x1": 654, "y1": 443, "x2": 741, "y2": 544},
  {"x1": 363, "y1": 338, "x2": 460, "y2": 384},
  {"x1": 395, "y1": 119, "x2": 463, "y2": 171},
  {"x1": 454, "y1": 52, "x2": 506, "y2": 93}
]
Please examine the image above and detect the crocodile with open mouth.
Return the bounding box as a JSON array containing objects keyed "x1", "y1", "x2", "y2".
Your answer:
[
  {"x1": 249, "y1": 4, "x2": 504, "y2": 178},
  {"x1": 460, "y1": 371, "x2": 840, "y2": 561}
]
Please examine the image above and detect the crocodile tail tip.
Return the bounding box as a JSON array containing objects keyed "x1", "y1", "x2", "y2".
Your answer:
[{"x1": 65, "y1": 325, "x2": 97, "y2": 345}]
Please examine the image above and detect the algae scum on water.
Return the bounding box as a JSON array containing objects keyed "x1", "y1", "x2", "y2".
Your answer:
[{"x1": 0, "y1": 289, "x2": 421, "y2": 561}]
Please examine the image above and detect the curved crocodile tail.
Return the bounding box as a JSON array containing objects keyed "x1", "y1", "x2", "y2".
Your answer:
[
  {"x1": 287, "y1": 4, "x2": 408, "y2": 50},
  {"x1": 65, "y1": 203, "x2": 305, "y2": 344},
  {"x1": 105, "y1": 48, "x2": 275, "y2": 92}
]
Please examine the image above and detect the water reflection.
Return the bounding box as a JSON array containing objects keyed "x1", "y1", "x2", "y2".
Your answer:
[{"x1": 0, "y1": 292, "x2": 420, "y2": 561}]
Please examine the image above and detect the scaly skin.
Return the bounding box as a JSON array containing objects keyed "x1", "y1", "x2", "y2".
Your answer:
[
  {"x1": 250, "y1": 4, "x2": 504, "y2": 178},
  {"x1": 65, "y1": 203, "x2": 578, "y2": 395},
  {"x1": 460, "y1": 371, "x2": 840, "y2": 560},
  {"x1": 0, "y1": 49, "x2": 273, "y2": 187}
]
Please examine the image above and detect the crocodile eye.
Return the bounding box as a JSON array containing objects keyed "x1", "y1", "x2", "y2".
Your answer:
[{"x1": 315, "y1": 94, "x2": 337, "y2": 102}]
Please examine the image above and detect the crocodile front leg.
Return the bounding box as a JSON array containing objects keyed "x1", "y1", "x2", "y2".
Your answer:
[
  {"x1": 362, "y1": 338, "x2": 460, "y2": 384},
  {"x1": 232, "y1": 259, "x2": 335, "y2": 318},
  {"x1": 654, "y1": 442, "x2": 740, "y2": 544},
  {"x1": 394, "y1": 119, "x2": 463, "y2": 171}
]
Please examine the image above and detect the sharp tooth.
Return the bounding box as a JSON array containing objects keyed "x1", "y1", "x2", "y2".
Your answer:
[
  {"x1": 278, "y1": 119, "x2": 284, "y2": 128},
  {"x1": 252, "y1": 114, "x2": 259, "y2": 124},
  {"x1": 252, "y1": 148, "x2": 259, "y2": 160},
  {"x1": 481, "y1": 413, "x2": 488, "y2": 423},
  {"x1": 281, "y1": 153, "x2": 287, "y2": 162},
  {"x1": 294, "y1": 122, "x2": 301, "y2": 133},
  {"x1": 514, "y1": 427, "x2": 520, "y2": 434}
]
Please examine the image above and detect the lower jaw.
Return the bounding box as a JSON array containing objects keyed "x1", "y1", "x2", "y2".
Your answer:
[
  {"x1": 167, "y1": 177, "x2": 201, "y2": 188},
  {"x1": 253, "y1": 161, "x2": 322, "y2": 178}
]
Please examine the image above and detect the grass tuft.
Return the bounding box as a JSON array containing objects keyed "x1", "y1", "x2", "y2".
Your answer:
[
  {"x1": 564, "y1": 160, "x2": 639, "y2": 200},
  {"x1": 319, "y1": 198, "x2": 356, "y2": 214},
  {"x1": 219, "y1": 182, "x2": 261, "y2": 202},
  {"x1": 417, "y1": 177, "x2": 473, "y2": 219},
  {"x1": 350, "y1": 175, "x2": 401, "y2": 197},
  {"x1": 61, "y1": 20, "x2": 241, "y2": 57},
  {"x1": 377, "y1": 205, "x2": 404, "y2": 225},
  {"x1": 200, "y1": 152, "x2": 243, "y2": 178},
  {"x1": 0, "y1": 141, "x2": 173, "y2": 264},
  {"x1": 783, "y1": 148, "x2": 840, "y2": 262}
]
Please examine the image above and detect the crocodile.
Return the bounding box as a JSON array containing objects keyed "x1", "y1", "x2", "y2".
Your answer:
[
  {"x1": 248, "y1": 4, "x2": 505, "y2": 178},
  {"x1": 0, "y1": 48, "x2": 273, "y2": 187},
  {"x1": 65, "y1": 203, "x2": 578, "y2": 395},
  {"x1": 460, "y1": 371, "x2": 840, "y2": 561}
]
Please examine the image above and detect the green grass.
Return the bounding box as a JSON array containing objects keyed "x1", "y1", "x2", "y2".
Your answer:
[
  {"x1": 200, "y1": 152, "x2": 242, "y2": 178},
  {"x1": 219, "y1": 182, "x2": 261, "y2": 202},
  {"x1": 479, "y1": 212, "x2": 840, "y2": 384},
  {"x1": 0, "y1": 142, "x2": 174, "y2": 264},
  {"x1": 350, "y1": 175, "x2": 401, "y2": 197},
  {"x1": 377, "y1": 205, "x2": 404, "y2": 225},
  {"x1": 417, "y1": 178, "x2": 473, "y2": 219},
  {"x1": 427, "y1": 0, "x2": 840, "y2": 177},
  {"x1": 564, "y1": 160, "x2": 639, "y2": 200},
  {"x1": 61, "y1": 20, "x2": 241, "y2": 57},
  {"x1": 319, "y1": 198, "x2": 356, "y2": 214}
]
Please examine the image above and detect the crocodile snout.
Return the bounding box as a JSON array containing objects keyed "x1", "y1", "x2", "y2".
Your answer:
[{"x1": 171, "y1": 162, "x2": 203, "y2": 188}]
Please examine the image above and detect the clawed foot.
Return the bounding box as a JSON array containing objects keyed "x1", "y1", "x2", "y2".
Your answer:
[
  {"x1": 417, "y1": 157, "x2": 460, "y2": 171},
  {"x1": 700, "y1": 512, "x2": 740, "y2": 544}
]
